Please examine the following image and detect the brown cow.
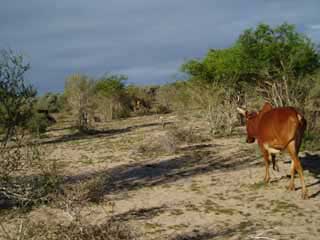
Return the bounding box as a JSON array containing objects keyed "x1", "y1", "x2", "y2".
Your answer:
[{"x1": 237, "y1": 102, "x2": 308, "y2": 199}]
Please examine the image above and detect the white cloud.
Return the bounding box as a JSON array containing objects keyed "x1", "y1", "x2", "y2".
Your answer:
[{"x1": 310, "y1": 24, "x2": 320, "y2": 30}]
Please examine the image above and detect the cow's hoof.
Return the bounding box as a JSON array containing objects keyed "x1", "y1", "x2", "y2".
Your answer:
[
  {"x1": 286, "y1": 183, "x2": 295, "y2": 191},
  {"x1": 264, "y1": 177, "x2": 270, "y2": 184},
  {"x1": 302, "y1": 191, "x2": 309, "y2": 200}
]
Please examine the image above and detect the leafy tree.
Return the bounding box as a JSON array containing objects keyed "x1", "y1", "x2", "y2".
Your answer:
[
  {"x1": 94, "y1": 74, "x2": 127, "y2": 97},
  {"x1": 36, "y1": 92, "x2": 65, "y2": 113},
  {"x1": 181, "y1": 22, "x2": 320, "y2": 107},
  {"x1": 237, "y1": 23, "x2": 320, "y2": 106},
  {"x1": 0, "y1": 49, "x2": 36, "y2": 144},
  {"x1": 181, "y1": 46, "x2": 255, "y2": 110},
  {"x1": 181, "y1": 59, "x2": 214, "y2": 83},
  {"x1": 94, "y1": 74, "x2": 129, "y2": 120},
  {"x1": 180, "y1": 22, "x2": 320, "y2": 135}
]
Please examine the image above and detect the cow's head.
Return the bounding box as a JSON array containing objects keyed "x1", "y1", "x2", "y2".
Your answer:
[{"x1": 237, "y1": 107, "x2": 259, "y2": 143}]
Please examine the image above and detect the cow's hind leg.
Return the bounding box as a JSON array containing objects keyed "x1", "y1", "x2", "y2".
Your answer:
[
  {"x1": 271, "y1": 154, "x2": 279, "y2": 171},
  {"x1": 287, "y1": 141, "x2": 308, "y2": 199},
  {"x1": 287, "y1": 158, "x2": 295, "y2": 191},
  {"x1": 262, "y1": 150, "x2": 271, "y2": 184}
]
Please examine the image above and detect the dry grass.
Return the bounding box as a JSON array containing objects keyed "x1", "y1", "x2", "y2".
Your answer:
[
  {"x1": 137, "y1": 132, "x2": 177, "y2": 155},
  {"x1": 167, "y1": 125, "x2": 208, "y2": 144},
  {"x1": 0, "y1": 216, "x2": 138, "y2": 240},
  {"x1": 136, "y1": 124, "x2": 209, "y2": 157}
]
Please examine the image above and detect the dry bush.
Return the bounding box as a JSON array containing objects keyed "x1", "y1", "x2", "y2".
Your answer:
[
  {"x1": 157, "y1": 133, "x2": 177, "y2": 154},
  {"x1": 54, "y1": 174, "x2": 109, "y2": 211},
  {"x1": 64, "y1": 74, "x2": 96, "y2": 131},
  {"x1": 186, "y1": 83, "x2": 239, "y2": 135},
  {"x1": 0, "y1": 139, "x2": 62, "y2": 209},
  {"x1": 93, "y1": 94, "x2": 131, "y2": 122},
  {"x1": 137, "y1": 125, "x2": 208, "y2": 156},
  {"x1": 206, "y1": 100, "x2": 239, "y2": 136},
  {"x1": 153, "y1": 104, "x2": 171, "y2": 114},
  {"x1": 0, "y1": 174, "x2": 138, "y2": 239},
  {"x1": 155, "y1": 82, "x2": 194, "y2": 112},
  {"x1": 84, "y1": 174, "x2": 109, "y2": 204},
  {"x1": 137, "y1": 132, "x2": 177, "y2": 155},
  {"x1": 303, "y1": 74, "x2": 320, "y2": 130},
  {"x1": 126, "y1": 85, "x2": 156, "y2": 116},
  {"x1": 167, "y1": 125, "x2": 208, "y2": 144},
  {"x1": 0, "y1": 215, "x2": 138, "y2": 240}
]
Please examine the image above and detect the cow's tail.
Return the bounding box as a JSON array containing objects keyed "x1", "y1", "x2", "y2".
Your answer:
[
  {"x1": 295, "y1": 113, "x2": 307, "y2": 153},
  {"x1": 297, "y1": 113, "x2": 307, "y2": 132}
]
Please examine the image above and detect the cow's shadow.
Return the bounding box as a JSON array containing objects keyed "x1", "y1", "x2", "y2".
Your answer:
[
  {"x1": 301, "y1": 152, "x2": 320, "y2": 176},
  {"x1": 300, "y1": 152, "x2": 320, "y2": 198}
]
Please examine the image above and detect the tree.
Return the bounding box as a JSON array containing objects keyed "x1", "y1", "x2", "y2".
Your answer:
[
  {"x1": 0, "y1": 49, "x2": 42, "y2": 189},
  {"x1": 181, "y1": 23, "x2": 320, "y2": 107},
  {"x1": 181, "y1": 57, "x2": 242, "y2": 134},
  {"x1": 180, "y1": 46, "x2": 251, "y2": 129},
  {"x1": 94, "y1": 74, "x2": 129, "y2": 120},
  {"x1": 181, "y1": 45, "x2": 255, "y2": 109},
  {"x1": 36, "y1": 92, "x2": 65, "y2": 113},
  {"x1": 181, "y1": 58, "x2": 215, "y2": 84},
  {"x1": 64, "y1": 74, "x2": 95, "y2": 130},
  {"x1": 237, "y1": 23, "x2": 320, "y2": 106},
  {"x1": 0, "y1": 49, "x2": 36, "y2": 144},
  {"x1": 94, "y1": 74, "x2": 127, "y2": 97}
]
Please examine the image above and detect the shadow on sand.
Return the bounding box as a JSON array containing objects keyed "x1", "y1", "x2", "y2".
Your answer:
[
  {"x1": 169, "y1": 221, "x2": 262, "y2": 240},
  {"x1": 111, "y1": 205, "x2": 168, "y2": 222},
  {"x1": 63, "y1": 146, "x2": 259, "y2": 202},
  {"x1": 40, "y1": 122, "x2": 168, "y2": 145},
  {"x1": 300, "y1": 152, "x2": 320, "y2": 198}
]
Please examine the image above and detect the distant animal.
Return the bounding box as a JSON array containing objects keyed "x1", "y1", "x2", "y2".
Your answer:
[{"x1": 237, "y1": 102, "x2": 308, "y2": 199}]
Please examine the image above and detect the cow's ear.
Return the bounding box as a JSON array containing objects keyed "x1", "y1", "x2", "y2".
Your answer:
[{"x1": 237, "y1": 107, "x2": 246, "y2": 116}]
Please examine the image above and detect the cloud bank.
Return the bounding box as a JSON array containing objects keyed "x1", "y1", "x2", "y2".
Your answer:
[{"x1": 1, "y1": 0, "x2": 319, "y2": 93}]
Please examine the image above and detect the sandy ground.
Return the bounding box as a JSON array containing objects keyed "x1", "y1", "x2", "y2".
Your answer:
[{"x1": 2, "y1": 112, "x2": 320, "y2": 240}]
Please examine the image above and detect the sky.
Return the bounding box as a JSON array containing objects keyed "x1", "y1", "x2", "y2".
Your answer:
[{"x1": 1, "y1": 0, "x2": 320, "y2": 94}]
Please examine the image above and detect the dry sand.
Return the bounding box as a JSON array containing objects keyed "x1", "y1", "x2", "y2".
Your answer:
[{"x1": 3, "y1": 112, "x2": 320, "y2": 240}]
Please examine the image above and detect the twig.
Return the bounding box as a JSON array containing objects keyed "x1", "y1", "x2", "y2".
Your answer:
[
  {"x1": 17, "y1": 219, "x2": 24, "y2": 240},
  {"x1": 0, "y1": 222, "x2": 13, "y2": 240},
  {"x1": 249, "y1": 229, "x2": 276, "y2": 240}
]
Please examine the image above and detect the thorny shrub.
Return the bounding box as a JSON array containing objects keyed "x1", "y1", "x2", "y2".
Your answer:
[
  {"x1": 0, "y1": 137, "x2": 62, "y2": 209},
  {"x1": 0, "y1": 215, "x2": 138, "y2": 240}
]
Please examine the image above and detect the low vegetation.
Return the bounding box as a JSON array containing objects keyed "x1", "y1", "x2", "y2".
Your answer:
[{"x1": 0, "y1": 216, "x2": 138, "y2": 240}]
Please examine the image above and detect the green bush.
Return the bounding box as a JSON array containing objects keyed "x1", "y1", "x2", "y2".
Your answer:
[
  {"x1": 36, "y1": 93, "x2": 65, "y2": 113},
  {"x1": 0, "y1": 49, "x2": 37, "y2": 144},
  {"x1": 27, "y1": 112, "x2": 51, "y2": 136}
]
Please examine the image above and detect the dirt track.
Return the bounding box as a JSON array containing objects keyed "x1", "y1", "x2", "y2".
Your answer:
[{"x1": 6, "y1": 112, "x2": 320, "y2": 240}]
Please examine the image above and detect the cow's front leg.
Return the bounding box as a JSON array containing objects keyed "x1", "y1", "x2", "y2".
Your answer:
[{"x1": 262, "y1": 150, "x2": 270, "y2": 184}]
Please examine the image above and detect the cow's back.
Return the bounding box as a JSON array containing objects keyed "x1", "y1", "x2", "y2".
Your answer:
[{"x1": 257, "y1": 107, "x2": 301, "y2": 149}]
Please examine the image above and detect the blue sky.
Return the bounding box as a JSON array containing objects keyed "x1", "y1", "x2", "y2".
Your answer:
[{"x1": 1, "y1": 0, "x2": 320, "y2": 93}]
